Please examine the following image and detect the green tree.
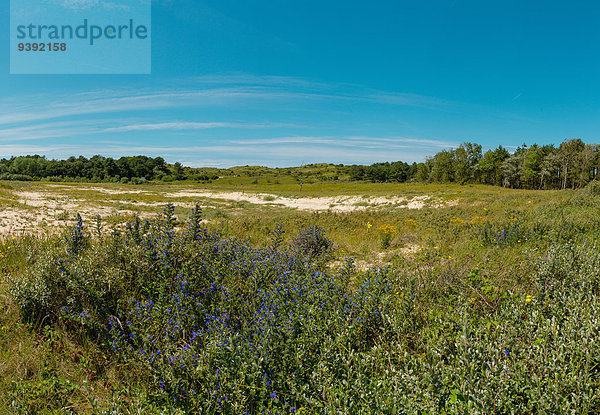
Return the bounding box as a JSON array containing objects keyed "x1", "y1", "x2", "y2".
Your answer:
[
  {"x1": 502, "y1": 152, "x2": 523, "y2": 188},
  {"x1": 430, "y1": 150, "x2": 455, "y2": 182},
  {"x1": 477, "y1": 146, "x2": 509, "y2": 186},
  {"x1": 172, "y1": 162, "x2": 186, "y2": 181},
  {"x1": 539, "y1": 150, "x2": 561, "y2": 189},
  {"x1": 558, "y1": 138, "x2": 585, "y2": 189}
]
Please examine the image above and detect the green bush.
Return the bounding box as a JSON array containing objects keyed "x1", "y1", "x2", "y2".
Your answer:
[
  {"x1": 9, "y1": 206, "x2": 600, "y2": 413},
  {"x1": 585, "y1": 180, "x2": 600, "y2": 195}
]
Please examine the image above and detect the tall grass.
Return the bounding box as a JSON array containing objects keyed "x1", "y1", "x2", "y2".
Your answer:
[{"x1": 2, "y1": 189, "x2": 600, "y2": 413}]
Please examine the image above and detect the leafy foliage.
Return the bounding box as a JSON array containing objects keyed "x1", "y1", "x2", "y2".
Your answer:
[
  {"x1": 3, "y1": 138, "x2": 599, "y2": 190},
  {"x1": 8, "y1": 204, "x2": 600, "y2": 413}
]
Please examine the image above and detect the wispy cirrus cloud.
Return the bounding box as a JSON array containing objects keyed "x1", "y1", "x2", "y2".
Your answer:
[
  {"x1": 103, "y1": 121, "x2": 290, "y2": 133},
  {"x1": 0, "y1": 89, "x2": 269, "y2": 126},
  {"x1": 73, "y1": 134, "x2": 456, "y2": 166},
  {"x1": 0, "y1": 119, "x2": 291, "y2": 142},
  {"x1": 0, "y1": 121, "x2": 105, "y2": 142},
  {"x1": 0, "y1": 135, "x2": 453, "y2": 166},
  {"x1": 0, "y1": 143, "x2": 83, "y2": 156},
  {"x1": 0, "y1": 75, "x2": 465, "y2": 166},
  {"x1": 227, "y1": 135, "x2": 458, "y2": 150},
  {"x1": 0, "y1": 76, "x2": 450, "y2": 127}
]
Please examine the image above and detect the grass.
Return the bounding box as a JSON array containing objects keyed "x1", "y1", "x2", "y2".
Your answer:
[{"x1": 1, "y1": 181, "x2": 600, "y2": 412}]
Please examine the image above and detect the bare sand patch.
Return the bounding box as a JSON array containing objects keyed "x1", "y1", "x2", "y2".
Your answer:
[
  {"x1": 167, "y1": 191, "x2": 442, "y2": 212},
  {"x1": 398, "y1": 244, "x2": 422, "y2": 255},
  {"x1": 22, "y1": 185, "x2": 450, "y2": 212},
  {"x1": 0, "y1": 205, "x2": 150, "y2": 236},
  {"x1": 328, "y1": 244, "x2": 422, "y2": 271},
  {"x1": 0, "y1": 184, "x2": 449, "y2": 235},
  {"x1": 0, "y1": 189, "x2": 154, "y2": 235},
  {"x1": 44, "y1": 184, "x2": 152, "y2": 195}
]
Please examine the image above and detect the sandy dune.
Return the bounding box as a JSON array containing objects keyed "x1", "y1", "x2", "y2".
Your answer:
[
  {"x1": 169, "y1": 190, "x2": 438, "y2": 212},
  {"x1": 0, "y1": 185, "x2": 450, "y2": 235}
]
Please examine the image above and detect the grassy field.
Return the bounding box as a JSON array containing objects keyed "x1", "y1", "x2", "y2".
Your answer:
[{"x1": 1, "y1": 179, "x2": 600, "y2": 413}]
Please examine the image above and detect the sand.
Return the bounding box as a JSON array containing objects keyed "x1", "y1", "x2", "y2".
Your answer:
[{"x1": 0, "y1": 185, "x2": 450, "y2": 235}]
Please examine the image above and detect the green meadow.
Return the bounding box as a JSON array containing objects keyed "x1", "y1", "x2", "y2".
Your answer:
[{"x1": 1, "y1": 178, "x2": 599, "y2": 413}]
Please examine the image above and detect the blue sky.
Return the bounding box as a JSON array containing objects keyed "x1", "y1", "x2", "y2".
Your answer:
[{"x1": 2, "y1": 0, "x2": 600, "y2": 167}]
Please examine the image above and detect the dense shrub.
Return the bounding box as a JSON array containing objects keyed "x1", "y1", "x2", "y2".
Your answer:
[
  {"x1": 585, "y1": 179, "x2": 600, "y2": 195},
  {"x1": 11, "y1": 206, "x2": 395, "y2": 412},
  {"x1": 10, "y1": 205, "x2": 600, "y2": 413},
  {"x1": 291, "y1": 224, "x2": 335, "y2": 263},
  {"x1": 0, "y1": 173, "x2": 34, "y2": 181}
]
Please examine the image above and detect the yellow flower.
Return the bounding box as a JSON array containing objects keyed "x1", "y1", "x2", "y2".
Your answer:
[
  {"x1": 404, "y1": 219, "x2": 417, "y2": 227},
  {"x1": 377, "y1": 224, "x2": 397, "y2": 235},
  {"x1": 433, "y1": 246, "x2": 438, "y2": 250},
  {"x1": 367, "y1": 222, "x2": 372, "y2": 230},
  {"x1": 525, "y1": 295, "x2": 532, "y2": 303}
]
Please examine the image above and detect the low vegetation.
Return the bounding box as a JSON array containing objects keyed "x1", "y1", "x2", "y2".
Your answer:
[{"x1": 2, "y1": 180, "x2": 600, "y2": 413}]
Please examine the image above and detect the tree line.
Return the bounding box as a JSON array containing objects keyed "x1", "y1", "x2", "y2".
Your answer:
[
  {"x1": 1, "y1": 138, "x2": 598, "y2": 189},
  {"x1": 0, "y1": 155, "x2": 218, "y2": 183},
  {"x1": 348, "y1": 138, "x2": 600, "y2": 189}
]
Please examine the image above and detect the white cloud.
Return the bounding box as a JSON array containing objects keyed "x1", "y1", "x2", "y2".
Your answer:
[
  {"x1": 0, "y1": 138, "x2": 440, "y2": 166},
  {"x1": 0, "y1": 121, "x2": 104, "y2": 142},
  {"x1": 0, "y1": 76, "x2": 450, "y2": 127},
  {"x1": 227, "y1": 135, "x2": 457, "y2": 150},
  {"x1": 34, "y1": 134, "x2": 452, "y2": 166},
  {"x1": 0, "y1": 119, "x2": 295, "y2": 142},
  {"x1": 103, "y1": 122, "x2": 288, "y2": 133},
  {"x1": 0, "y1": 75, "x2": 466, "y2": 166},
  {"x1": 0, "y1": 143, "x2": 82, "y2": 156}
]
